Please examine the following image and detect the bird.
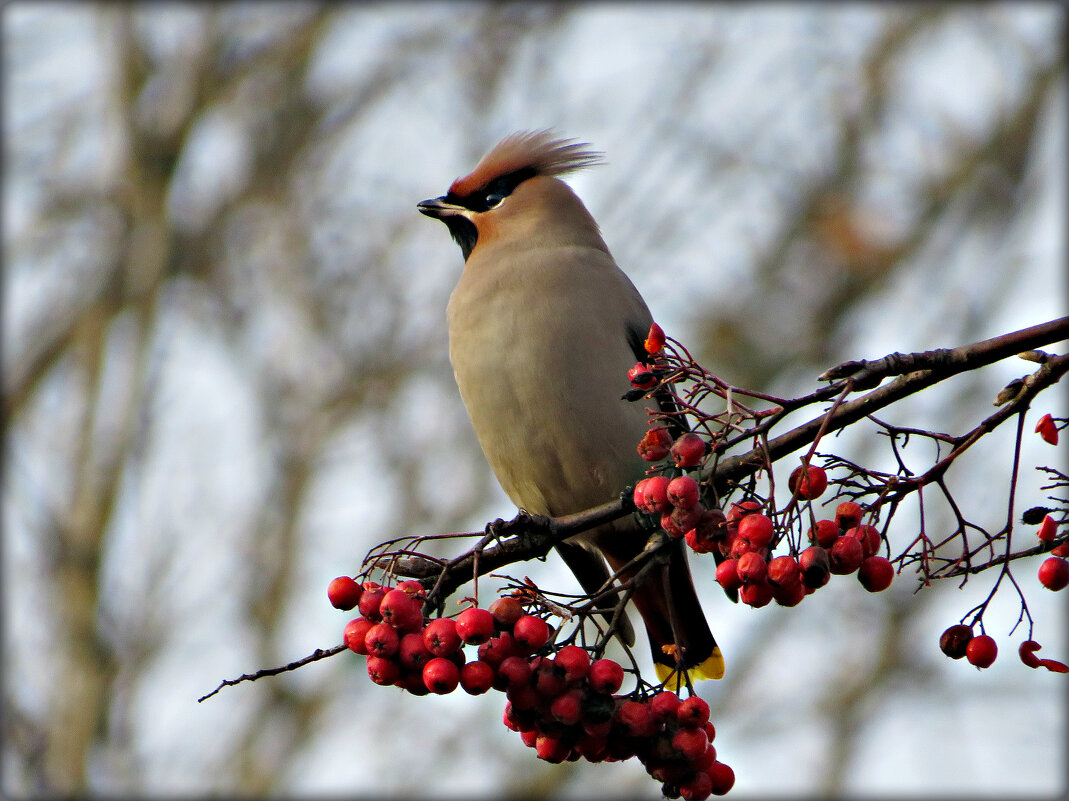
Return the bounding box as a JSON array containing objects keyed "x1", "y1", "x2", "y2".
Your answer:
[{"x1": 417, "y1": 130, "x2": 723, "y2": 683}]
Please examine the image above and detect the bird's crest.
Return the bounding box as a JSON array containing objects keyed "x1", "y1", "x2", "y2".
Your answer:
[{"x1": 448, "y1": 130, "x2": 604, "y2": 198}]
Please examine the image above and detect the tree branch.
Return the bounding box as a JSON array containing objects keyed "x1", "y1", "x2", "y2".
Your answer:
[{"x1": 376, "y1": 319, "x2": 1069, "y2": 594}]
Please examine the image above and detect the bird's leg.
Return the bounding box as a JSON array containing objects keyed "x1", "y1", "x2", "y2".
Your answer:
[
  {"x1": 424, "y1": 517, "x2": 511, "y2": 612},
  {"x1": 455, "y1": 511, "x2": 555, "y2": 607},
  {"x1": 505, "y1": 509, "x2": 555, "y2": 546}
]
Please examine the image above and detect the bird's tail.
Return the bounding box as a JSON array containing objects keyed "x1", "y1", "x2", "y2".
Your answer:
[{"x1": 602, "y1": 529, "x2": 723, "y2": 686}]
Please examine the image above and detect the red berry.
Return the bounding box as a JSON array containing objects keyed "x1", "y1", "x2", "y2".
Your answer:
[
  {"x1": 715, "y1": 559, "x2": 742, "y2": 592},
  {"x1": 582, "y1": 716, "x2": 613, "y2": 737},
  {"x1": 677, "y1": 695, "x2": 710, "y2": 727},
  {"x1": 574, "y1": 730, "x2": 609, "y2": 762},
  {"x1": 1037, "y1": 514, "x2": 1058, "y2": 542},
  {"x1": 789, "y1": 464, "x2": 828, "y2": 500},
  {"x1": 1035, "y1": 412, "x2": 1059, "y2": 445},
  {"x1": 680, "y1": 771, "x2": 713, "y2": 801},
  {"x1": 694, "y1": 742, "x2": 718, "y2": 771},
  {"x1": 460, "y1": 660, "x2": 495, "y2": 694},
  {"x1": 502, "y1": 702, "x2": 519, "y2": 731},
  {"x1": 488, "y1": 595, "x2": 525, "y2": 629},
  {"x1": 554, "y1": 645, "x2": 591, "y2": 682},
  {"x1": 939, "y1": 624, "x2": 974, "y2": 659},
  {"x1": 616, "y1": 699, "x2": 656, "y2": 737},
  {"x1": 638, "y1": 427, "x2": 674, "y2": 462},
  {"x1": 534, "y1": 662, "x2": 566, "y2": 697},
  {"x1": 858, "y1": 556, "x2": 894, "y2": 591},
  {"x1": 767, "y1": 555, "x2": 800, "y2": 587},
  {"x1": 422, "y1": 657, "x2": 460, "y2": 694},
  {"x1": 685, "y1": 528, "x2": 711, "y2": 554},
  {"x1": 836, "y1": 501, "x2": 863, "y2": 529},
  {"x1": 633, "y1": 481, "x2": 650, "y2": 512},
  {"x1": 829, "y1": 534, "x2": 863, "y2": 574},
  {"x1": 508, "y1": 683, "x2": 540, "y2": 713},
  {"x1": 588, "y1": 658, "x2": 625, "y2": 694},
  {"x1": 455, "y1": 607, "x2": 495, "y2": 645},
  {"x1": 736, "y1": 513, "x2": 773, "y2": 549},
  {"x1": 966, "y1": 634, "x2": 998, "y2": 668},
  {"x1": 728, "y1": 535, "x2": 760, "y2": 560},
  {"x1": 477, "y1": 632, "x2": 518, "y2": 668},
  {"x1": 726, "y1": 500, "x2": 763, "y2": 525},
  {"x1": 396, "y1": 579, "x2": 426, "y2": 599},
  {"x1": 423, "y1": 617, "x2": 462, "y2": 656},
  {"x1": 846, "y1": 524, "x2": 881, "y2": 559},
  {"x1": 798, "y1": 546, "x2": 831, "y2": 589},
  {"x1": 799, "y1": 543, "x2": 829, "y2": 586},
  {"x1": 365, "y1": 655, "x2": 400, "y2": 685},
  {"x1": 628, "y1": 362, "x2": 658, "y2": 389},
  {"x1": 736, "y1": 551, "x2": 767, "y2": 584},
  {"x1": 357, "y1": 586, "x2": 387, "y2": 621},
  {"x1": 672, "y1": 726, "x2": 709, "y2": 761},
  {"x1": 662, "y1": 504, "x2": 703, "y2": 538},
  {"x1": 649, "y1": 690, "x2": 682, "y2": 722},
  {"x1": 708, "y1": 761, "x2": 736, "y2": 795},
  {"x1": 645, "y1": 322, "x2": 666, "y2": 354},
  {"x1": 772, "y1": 579, "x2": 807, "y2": 607},
  {"x1": 400, "y1": 669, "x2": 430, "y2": 696},
  {"x1": 809, "y1": 519, "x2": 839, "y2": 548},
  {"x1": 398, "y1": 631, "x2": 433, "y2": 671},
  {"x1": 364, "y1": 622, "x2": 400, "y2": 658},
  {"x1": 1038, "y1": 557, "x2": 1069, "y2": 591},
  {"x1": 670, "y1": 433, "x2": 707, "y2": 468},
  {"x1": 668, "y1": 475, "x2": 701, "y2": 509},
  {"x1": 738, "y1": 580, "x2": 773, "y2": 608},
  {"x1": 513, "y1": 615, "x2": 551, "y2": 651},
  {"x1": 640, "y1": 475, "x2": 672, "y2": 514},
  {"x1": 497, "y1": 655, "x2": 533, "y2": 689},
  {"x1": 550, "y1": 689, "x2": 584, "y2": 725},
  {"x1": 343, "y1": 617, "x2": 373, "y2": 654},
  {"x1": 535, "y1": 735, "x2": 570, "y2": 763},
  {"x1": 378, "y1": 588, "x2": 424, "y2": 632},
  {"x1": 327, "y1": 576, "x2": 363, "y2": 610},
  {"x1": 694, "y1": 508, "x2": 727, "y2": 543},
  {"x1": 518, "y1": 728, "x2": 538, "y2": 747}
]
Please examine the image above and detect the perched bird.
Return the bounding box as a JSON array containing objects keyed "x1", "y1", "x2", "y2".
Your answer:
[{"x1": 418, "y1": 130, "x2": 723, "y2": 683}]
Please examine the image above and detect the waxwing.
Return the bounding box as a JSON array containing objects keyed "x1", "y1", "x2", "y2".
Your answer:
[{"x1": 418, "y1": 130, "x2": 723, "y2": 683}]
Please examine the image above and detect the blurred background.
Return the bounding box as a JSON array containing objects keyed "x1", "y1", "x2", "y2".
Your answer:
[{"x1": 3, "y1": 3, "x2": 1066, "y2": 798}]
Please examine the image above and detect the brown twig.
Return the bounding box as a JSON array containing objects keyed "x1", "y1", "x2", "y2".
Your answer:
[{"x1": 198, "y1": 644, "x2": 348, "y2": 702}]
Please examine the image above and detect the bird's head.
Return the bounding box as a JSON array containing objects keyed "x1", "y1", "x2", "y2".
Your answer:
[{"x1": 418, "y1": 130, "x2": 606, "y2": 260}]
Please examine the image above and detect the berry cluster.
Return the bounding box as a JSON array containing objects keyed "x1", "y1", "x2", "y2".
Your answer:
[
  {"x1": 629, "y1": 329, "x2": 1057, "y2": 679},
  {"x1": 633, "y1": 455, "x2": 896, "y2": 610},
  {"x1": 502, "y1": 648, "x2": 733, "y2": 799},
  {"x1": 328, "y1": 578, "x2": 735, "y2": 798},
  {"x1": 714, "y1": 497, "x2": 894, "y2": 606},
  {"x1": 630, "y1": 327, "x2": 896, "y2": 611},
  {"x1": 939, "y1": 624, "x2": 1068, "y2": 673},
  {"x1": 933, "y1": 512, "x2": 1069, "y2": 673}
]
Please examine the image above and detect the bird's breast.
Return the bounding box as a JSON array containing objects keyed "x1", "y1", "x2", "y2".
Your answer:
[{"x1": 446, "y1": 247, "x2": 654, "y2": 518}]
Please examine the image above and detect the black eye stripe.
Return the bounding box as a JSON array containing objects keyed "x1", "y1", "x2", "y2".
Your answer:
[{"x1": 448, "y1": 166, "x2": 538, "y2": 212}]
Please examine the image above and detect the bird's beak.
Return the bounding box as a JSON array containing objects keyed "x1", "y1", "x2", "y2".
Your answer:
[{"x1": 417, "y1": 196, "x2": 466, "y2": 219}]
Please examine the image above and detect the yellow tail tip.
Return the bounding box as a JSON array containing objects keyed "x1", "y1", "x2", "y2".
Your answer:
[{"x1": 654, "y1": 646, "x2": 725, "y2": 686}]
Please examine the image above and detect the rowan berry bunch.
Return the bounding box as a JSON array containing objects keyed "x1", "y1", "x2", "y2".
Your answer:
[
  {"x1": 628, "y1": 324, "x2": 1069, "y2": 676},
  {"x1": 327, "y1": 575, "x2": 735, "y2": 799}
]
